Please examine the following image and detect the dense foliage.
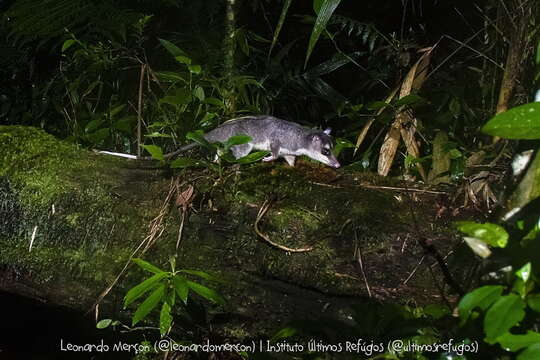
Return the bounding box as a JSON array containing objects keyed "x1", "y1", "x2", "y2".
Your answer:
[{"x1": 1, "y1": 0, "x2": 540, "y2": 359}]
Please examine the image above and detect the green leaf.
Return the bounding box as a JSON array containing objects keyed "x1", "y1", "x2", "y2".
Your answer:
[
  {"x1": 124, "y1": 272, "x2": 168, "y2": 308},
  {"x1": 484, "y1": 294, "x2": 526, "y2": 341},
  {"x1": 188, "y1": 64, "x2": 202, "y2": 74},
  {"x1": 204, "y1": 98, "x2": 224, "y2": 107},
  {"x1": 236, "y1": 151, "x2": 271, "y2": 164},
  {"x1": 179, "y1": 269, "x2": 225, "y2": 283},
  {"x1": 193, "y1": 86, "x2": 205, "y2": 101},
  {"x1": 159, "y1": 302, "x2": 173, "y2": 337},
  {"x1": 186, "y1": 281, "x2": 225, "y2": 305},
  {"x1": 366, "y1": 101, "x2": 389, "y2": 111},
  {"x1": 516, "y1": 263, "x2": 532, "y2": 282},
  {"x1": 96, "y1": 319, "x2": 112, "y2": 329},
  {"x1": 497, "y1": 331, "x2": 540, "y2": 352},
  {"x1": 269, "y1": 0, "x2": 293, "y2": 56},
  {"x1": 456, "y1": 221, "x2": 509, "y2": 248},
  {"x1": 423, "y1": 304, "x2": 451, "y2": 319},
  {"x1": 132, "y1": 284, "x2": 165, "y2": 326},
  {"x1": 159, "y1": 38, "x2": 187, "y2": 58},
  {"x1": 393, "y1": 94, "x2": 425, "y2": 107},
  {"x1": 305, "y1": 0, "x2": 343, "y2": 68},
  {"x1": 458, "y1": 285, "x2": 504, "y2": 322},
  {"x1": 271, "y1": 327, "x2": 298, "y2": 342},
  {"x1": 482, "y1": 103, "x2": 540, "y2": 140},
  {"x1": 517, "y1": 343, "x2": 540, "y2": 360},
  {"x1": 61, "y1": 39, "x2": 76, "y2": 52},
  {"x1": 133, "y1": 258, "x2": 166, "y2": 274},
  {"x1": 223, "y1": 135, "x2": 251, "y2": 151},
  {"x1": 155, "y1": 71, "x2": 187, "y2": 83},
  {"x1": 170, "y1": 157, "x2": 207, "y2": 169},
  {"x1": 173, "y1": 275, "x2": 189, "y2": 304},
  {"x1": 175, "y1": 55, "x2": 192, "y2": 65},
  {"x1": 141, "y1": 145, "x2": 164, "y2": 161},
  {"x1": 528, "y1": 294, "x2": 540, "y2": 313},
  {"x1": 186, "y1": 130, "x2": 209, "y2": 146}
]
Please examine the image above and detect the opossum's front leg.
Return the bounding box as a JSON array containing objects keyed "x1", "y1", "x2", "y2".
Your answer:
[{"x1": 262, "y1": 142, "x2": 280, "y2": 162}]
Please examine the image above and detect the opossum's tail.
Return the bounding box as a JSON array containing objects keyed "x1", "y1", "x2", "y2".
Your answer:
[
  {"x1": 98, "y1": 142, "x2": 199, "y2": 160},
  {"x1": 139, "y1": 142, "x2": 199, "y2": 160}
]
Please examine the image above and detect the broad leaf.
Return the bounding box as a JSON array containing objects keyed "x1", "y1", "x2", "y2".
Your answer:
[
  {"x1": 173, "y1": 275, "x2": 189, "y2": 304},
  {"x1": 133, "y1": 258, "x2": 166, "y2": 274},
  {"x1": 188, "y1": 64, "x2": 202, "y2": 74},
  {"x1": 186, "y1": 130, "x2": 212, "y2": 148},
  {"x1": 179, "y1": 269, "x2": 225, "y2": 283},
  {"x1": 159, "y1": 302, "x2": 173, "y2": 337},
  {"x1": 236, "y1": 151, "x2": 271, "y2": 164},
  {"x1": 132, "y1": 284, "x2": 165, "y2": 326},
  {"x1": 482, "y1": 103, "x2": 540, "y2": 140},
  {"x1": 305, "y1": 0, "x2": 343, "y2": 68},
  {"x1": 159, "y1": 38, "x2": 187, "y2": 58},
  {"x1": 223, "y1": 135, "x2": 251, "y2": 151},
  {"x1": 528, "y1": 294, "x2": 540, "y2": 313},
  {"x1": 96, "y1": 319, "x2": 112, "y2": 329},
  {"x1": 124, "y1": 272, "x2": 168, "y2": 308},
  {"x1": 142, "y1": 145, "x2": 164, "y2": 161},
  {"x1": 456, "y1": 221, "x2": 508, "y2": 248},
  {"x1": 484, "y1": 294, "x2": 526, "y2": 341},
  {"x1": 458, "y1": 285, "x2": 503, "y2": 322},
  {"x1": 186, "y1": 281, "x2": 225, "y2": 305},
  {"x1": 517, "y1": 343, "x2": 540, "y2": 360},
  {"x1": 497, "y1": 331, "x2": 540, "y2": 352},
  {"x1": 61, "y1": 39, "x2": 76, "y2": 52}
]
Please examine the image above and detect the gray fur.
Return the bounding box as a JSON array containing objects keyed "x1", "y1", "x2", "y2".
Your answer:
[{"x1": 161, "y1": 115, "x2": 340, "y2": 168}]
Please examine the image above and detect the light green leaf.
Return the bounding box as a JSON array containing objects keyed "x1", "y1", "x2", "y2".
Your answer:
[
  {"x1": 236, "y1": 151, "x2": 270, "y2": 164},
  {"x1": 141, "y1": 145, "x2": 164, "y2": 161},
  {"x1": 456, "y1": 221, "x2": 509, "y2": 248},
  {"x1": 159, "y1": 38, "x2": 187, "y2": 58},
  {"x1": 159, "y1": 302, "x2": 173, "y2": 337},
  {"x1": 305, "y1": 0, "x2": 343, "y2": 68},
  {"x1": 484, "y1": 294, "x2": 526, "y2": 341},
  {"x1": 458, "y1": 285, "x2": 504, "y2": 322},
  {"x1": 269, "y1": 0, "x2": 292, "y2": 56},
  {"x1": 188, "y1": 64, "x2": 202, "y2": 74},
  {"x1": 393, "y1": 94, "x2": 425, "y2": 107},
  {"x1": 193, "y1": 86, "x2": 205, "y2": 101},
  {"x1": 175, "y1": 55, "x2": 192, "y2": 65},
  {"x1": 173, "y1": 275, "x2": 189, "y2": 304},
  {"x1": 96, "y1": 319, "x2": 112, "y2": 329},
  {"x1": 224, "y1": 135, "x2": 251, "y2": 150},
  {"x1": 186, "y1": 130, "x2": 211, "y2": 148},
  {"x1": 186, "y1": 281, "x2": 225, "y2": 305},
  {"x1": 132, "y1": 284, "x2": 165, "y2": 326},
  {"x1": 517, "y1": 343, "x2": 540, "y2": 360},
  {"x1": 482, "y1": 103, "x2": 540, "y2": 140},
  {"x1": 497, "y1": 331, "x2": 540, "y2": 352},
  {"x1": 61, "y1": 39, "x2": 76, "y2": 52},
  {"x1": 133, "y1": 258, "x2": 166, "y2": 274},
  {"x1": 516, "y1": 263, "x2": 532, "y2": 282},
  {"x1": 124, "y1": 272, "x2": 168, "y2": 308},
  {"x1": 204, "y1": 98, "x2": 224, "y2": 107}
]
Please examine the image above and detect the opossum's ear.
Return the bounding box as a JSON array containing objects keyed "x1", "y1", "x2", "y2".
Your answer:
[{"x1": 323, "y1": 128, "x2": 332, "y2": 135}]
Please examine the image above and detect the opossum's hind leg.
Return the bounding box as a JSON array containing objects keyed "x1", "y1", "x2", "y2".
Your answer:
[
  {"x1": 231, "y1": 144, "x2": 253, "y2": 159},
  {"x1": 283, "y1": 155, "x2": 296, "y2": 166},
  {"x1": 263, "y1": 142, "x2": 280, "y2": 162}
]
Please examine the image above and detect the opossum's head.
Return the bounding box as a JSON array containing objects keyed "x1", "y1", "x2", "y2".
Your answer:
[{"x1": 303, "y1": 128, "x2": 340, "y2": 168}]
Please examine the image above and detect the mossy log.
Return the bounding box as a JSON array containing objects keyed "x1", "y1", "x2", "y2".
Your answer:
[{"x1": 0, "y1": 126, "x2": 462, "y2": 338}]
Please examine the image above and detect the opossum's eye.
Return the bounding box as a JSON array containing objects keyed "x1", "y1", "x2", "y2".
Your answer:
[{"x1": 321, "y1": 148, "x2": 331, "y2": 156}]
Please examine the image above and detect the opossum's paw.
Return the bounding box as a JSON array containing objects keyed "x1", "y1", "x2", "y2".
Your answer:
[{"x1": 262, "y1": 155, "x2": 276, "y2": 162}]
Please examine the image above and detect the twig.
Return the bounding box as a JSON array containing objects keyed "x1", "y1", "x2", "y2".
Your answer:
[
  {"x1": 402, "y1": 255, "x2": 425, "y2": 285},
  {"x1": 358, "y1": 184, "x2": 448, "y2": 195},
  {"x1": 354, "y1": 231, "x2": 372, "y2": 298},
  {"x1": 254, "y1": 199, "x2": 313, "y2": 253}
]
